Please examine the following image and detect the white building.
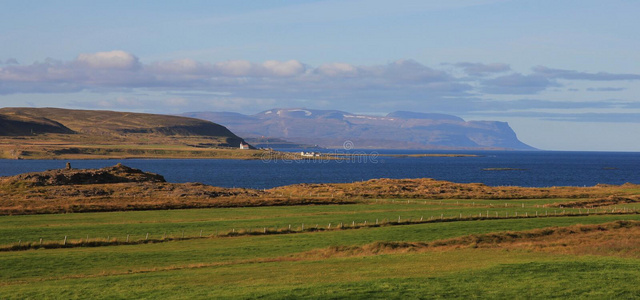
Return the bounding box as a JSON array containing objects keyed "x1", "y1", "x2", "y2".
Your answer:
[{"x1": 301, "y1": 151, "x2": 321, "y2": 157}]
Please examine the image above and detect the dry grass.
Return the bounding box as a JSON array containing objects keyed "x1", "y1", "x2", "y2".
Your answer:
[
  {"x1": 297, "y1": 220, "x2": 640, "y2": 259},
  {"x1": 0, "y1": 183, "x2": 356, "y2": 215},
  {"x1": 545, "y1": 194, "x2": 640, "y2": 208},
  {"x1": 270, "y1": 178, "x2": 640, "y2": 201},
  {"x1": 1, "y1": 168, "x2": 638, "y2": 215}
]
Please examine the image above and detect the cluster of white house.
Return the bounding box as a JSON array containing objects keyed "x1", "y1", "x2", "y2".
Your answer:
[
  {"x1": 239, "y1": 143, "x2": 320, "y2": 158},
  {"x1": 300, "y1": 151, "x2": 321, "y2": 157}
]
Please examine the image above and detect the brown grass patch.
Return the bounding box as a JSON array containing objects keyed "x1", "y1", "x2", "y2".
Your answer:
[
  {"x1": 297, "y1": 220, "x2": 640, "y2": 259},
  {"x1": 545, "y1": 194, "x2": 640, "y2": 208},
  {"x1": 1, "y1": 164, "x2": 638, "y2": 215},
  {"x1": 270, "y1": 179, "x2": 640, "y2": 201}
]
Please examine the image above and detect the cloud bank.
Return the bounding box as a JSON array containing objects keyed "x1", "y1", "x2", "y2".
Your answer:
[
  {"x1": 2, "y1": 51, "x2": 639, "y2": 98},
  {"x1": 1, "y1": 51, "x2": 639, "y2": 123}
]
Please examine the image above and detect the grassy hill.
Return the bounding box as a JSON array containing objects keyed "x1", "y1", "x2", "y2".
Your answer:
[
  {"x1": 0, "y1": 107, "x2": 240, "y2": 138},
  {"x1": 0, "y1": 107, "x2": 271, "y2": 159}
]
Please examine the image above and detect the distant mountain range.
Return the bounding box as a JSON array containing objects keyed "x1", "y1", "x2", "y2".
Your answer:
[{"x1": 181, "y1": 108, "x2": 535, "y2": 150}]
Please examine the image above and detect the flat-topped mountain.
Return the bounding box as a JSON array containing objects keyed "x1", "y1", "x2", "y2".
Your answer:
[{"x1": 182, "y1": 108, "x2": 535, "y2": 150}]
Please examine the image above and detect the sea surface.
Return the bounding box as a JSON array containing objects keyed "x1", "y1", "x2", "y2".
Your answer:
[{"x1": 0, "y1": 150, "x2": 638, "y2": 189}]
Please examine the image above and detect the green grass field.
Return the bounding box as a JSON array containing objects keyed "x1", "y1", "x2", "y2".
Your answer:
[
  {"x1": 0, "y1": 198, "x2": 630, "y2": 246},
  {"x1": 2, "y1": 199, "x2": 640, "y2": 298}
]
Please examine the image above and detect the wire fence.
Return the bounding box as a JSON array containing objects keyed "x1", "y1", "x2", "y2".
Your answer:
[{"x1": 3, "y1": 207, "x2": 638, "y2": 252}]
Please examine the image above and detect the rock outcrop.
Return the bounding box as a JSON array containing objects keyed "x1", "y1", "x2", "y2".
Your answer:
[{"x1": 1, "y1": 163, "x2": 166, "y2": 187}]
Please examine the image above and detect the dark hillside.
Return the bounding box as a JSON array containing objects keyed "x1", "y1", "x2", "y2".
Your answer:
[
  {"x1": 0, "y1": 107, "x2": 239, "y2": 138},
  {"x1": 0, "y1": 114, "x2": 75, "y2": 136}
]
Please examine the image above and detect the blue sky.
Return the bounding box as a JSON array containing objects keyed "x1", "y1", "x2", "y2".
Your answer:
[{"x1": 1, "y1": 0, "x2": 639, "y2": 151}]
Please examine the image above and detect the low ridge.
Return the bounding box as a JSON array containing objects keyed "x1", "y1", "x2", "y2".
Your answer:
[{"x1": 1, "y1": 163, "x2": 166, "y2": 187}]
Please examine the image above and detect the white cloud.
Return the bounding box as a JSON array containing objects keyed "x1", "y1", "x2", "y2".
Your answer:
[
  {"x1": 454, "y1": 62, "x2": 511, "y2": 76},
  {"x1": 76, "y1": 50, "x2": 140, "y2": 70},
  {"x1": 212, "y1": 59, "x2": 305, "y2": 77},
  {"x1": 149, "y1": 59, "x2": 204, "y2": 74},
  {"x1": 214, "y1": 60, "x2": 254, "y2": 76},
  {"x1": 316, "y1": 63, "x2": 358, "y2": 77},
  {"x1": 261, "y1": 60, "x2": 305, "y2": 77}
]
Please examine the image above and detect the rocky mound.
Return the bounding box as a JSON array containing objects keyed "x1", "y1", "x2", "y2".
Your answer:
[{"x1": 1, "y1": 163, "x2": 166, "y2": 187}]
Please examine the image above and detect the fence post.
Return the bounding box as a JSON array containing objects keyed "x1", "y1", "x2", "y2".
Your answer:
[
  {"x1": 126, "y1": 235, "x2": 129, "y2": 243},
  {"x1": 39, "y1": 238, "x2": 43, "y2": 247},
  {"x1": 146, "y1": 233, "x2": 149, "y2": 240},
  {"x1": 200, "y1": 230, "x2": 203, "y2": 237}
]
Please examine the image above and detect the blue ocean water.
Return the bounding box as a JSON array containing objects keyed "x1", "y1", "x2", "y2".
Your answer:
[{"x1": 0, "y1": 150, "x2": 637, "y2": 189}]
